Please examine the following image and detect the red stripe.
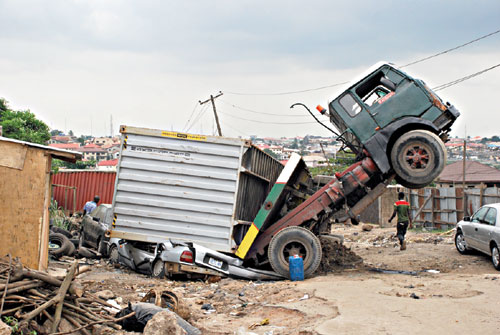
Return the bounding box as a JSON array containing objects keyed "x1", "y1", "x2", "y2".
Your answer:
[
  {"x1": 395, "y1": 201, "x2": 409, "y2": 206},
  {"x1": 252, "y1": 222, "x2": 259, "y2": 231}
]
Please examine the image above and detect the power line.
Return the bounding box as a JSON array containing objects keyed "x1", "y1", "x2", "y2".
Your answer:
[
  {"x1": 400, "y1": 28, "x2": 500, "y2": 68},
  {"x1": 218, "y1": 109, "x2": 326, "y2": 125},
  {"x1": 182, "y1": 102, "x2": 200, "y2": 132},
  {"x1": 219, "y1": 120, "x2": 251, "y2": 137},
  {"x1": 224, "y1": 28, "x2": 500, "y2": 96},
  {"x1": 224, "y1": 81, "x2": 348, "y2": 96},
  {"x1": 219, "y1": 99, "x2": 310, "y2": 117},
  {"x1": 185, "y1": 103, "x2": 210, "y2": 132},
  {"x1": 432, "y1": 62, "x2": 500, "y2": 91}
]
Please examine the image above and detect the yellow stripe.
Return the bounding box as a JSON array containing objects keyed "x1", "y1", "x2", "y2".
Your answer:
[
  {"x1": 161, "y1": 131, "x2": 207, "y2": 142},
  {"x1": 235, "y1": 224, "x2": 259, "y2": 259}
]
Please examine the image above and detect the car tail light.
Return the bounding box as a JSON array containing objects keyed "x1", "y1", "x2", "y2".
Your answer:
[{"x1": 180, "y1": 250, "x2": 193, "y2": 263}]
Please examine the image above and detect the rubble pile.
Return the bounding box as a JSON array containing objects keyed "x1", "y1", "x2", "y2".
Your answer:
[
  {"x1": 316, "y1": 236, "x2": 363, "y2": 274},
  {"x1": 0, "y1": 256, "x2": 134, "y2": 335}
]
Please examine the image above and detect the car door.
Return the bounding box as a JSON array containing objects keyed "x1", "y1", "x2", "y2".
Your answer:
[
  {"x1": 476, "y1": 207, "x2": 497, "y2": 254},
  {"x1": 466, "y1": 206, "x2": 489, "y2": 250}
]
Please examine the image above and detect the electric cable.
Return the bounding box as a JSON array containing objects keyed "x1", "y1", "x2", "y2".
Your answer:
[
  {"x1": 182, "y1": 102, "x2": 200, "y2": 132},
  {"x1": 432, "y1": 62, "x2": 500, "y2": 91},
  {"x1": 219, "y1": 99, "x2": 311, "y2": 117},
  {"x1": 218, "y1": 110, "x2": 325, "y2": 125},
  {"x1": 400, "y1": 28, "x2": 500, "y2": 68},
  {"x1": 223, "y1": 28, "x2": 500, "y2": 96}
]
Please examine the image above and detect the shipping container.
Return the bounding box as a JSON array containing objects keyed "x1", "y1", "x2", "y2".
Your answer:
[
  {"x1": 110, "y1": 126, "x2": 284, "y2": 253},
  {"x1": 52, "y1": 171, "x2": 116, "y2": 213}
]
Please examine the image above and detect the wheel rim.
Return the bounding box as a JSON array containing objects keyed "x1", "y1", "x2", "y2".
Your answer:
[
  {"x1": 153, "y1": 260, "x2": 164, "y2": 277},
  {"x1": 493, "y1": 247, "x2": 500, "y2": 267},
  {"x1": 282, "y1": 241, "x2": 308, "y2": 263},
  {"x1": 456, "y1": 234, "x2": 466, "y2": 252},
  {"x1": 403, "y1": 143, "x2": 432, "y2": 172}
]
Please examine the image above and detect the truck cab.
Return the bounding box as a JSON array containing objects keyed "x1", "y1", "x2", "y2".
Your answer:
[{"x1": 327, "y1": 62, "x2": 460, "y2": 188}]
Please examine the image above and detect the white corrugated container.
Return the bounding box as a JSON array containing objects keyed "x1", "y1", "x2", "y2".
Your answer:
[{"x1": 110, "y1": 126, "x2": 283, "y2": 253}]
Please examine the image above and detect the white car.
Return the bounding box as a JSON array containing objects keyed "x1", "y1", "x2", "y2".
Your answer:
[{"x1": 455, "y1": 203, "x2": 500, "y2": 270}]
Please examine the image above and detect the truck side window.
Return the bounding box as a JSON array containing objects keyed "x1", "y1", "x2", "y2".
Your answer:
[
  {"x1": 339, "y1": 93, "x2": 362, "y2": 117},
  {"x1": 355, "y1": 71, "x2": 396, "y2": 107}
]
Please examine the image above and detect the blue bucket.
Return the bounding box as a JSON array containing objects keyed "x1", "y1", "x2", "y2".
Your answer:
[{"x1": 289, "y1": 254, "x2": 304, "y2": 281}]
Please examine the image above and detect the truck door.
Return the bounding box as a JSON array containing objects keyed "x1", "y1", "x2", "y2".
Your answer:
[{"x1": 335, "y1": 92, "x2": 379, "y2": 143}]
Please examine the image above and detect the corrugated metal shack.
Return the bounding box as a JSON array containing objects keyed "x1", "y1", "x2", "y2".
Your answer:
[
  {"x1": 52, "y1": 171, "x2": 116, "y2": 214},
  {"x1": 0, "y1": 137, "x2": 81, "y2": 270}
]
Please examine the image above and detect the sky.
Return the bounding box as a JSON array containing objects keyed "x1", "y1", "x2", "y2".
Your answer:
[{"x1": 0, "y1": 0, "x2": 499, "y2": 139}]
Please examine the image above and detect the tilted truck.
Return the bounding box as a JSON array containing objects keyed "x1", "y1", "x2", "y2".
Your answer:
[{"x1": 110, "y1": 62, "x2": 459, "y2": 278}]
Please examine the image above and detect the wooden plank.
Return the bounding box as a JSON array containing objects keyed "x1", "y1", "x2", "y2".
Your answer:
[
  {"x1": 0, "y1": 141, "x2": 27, "y2": 170},
  {"x1": 0, "y1": 146, "x2": 48, "y2": 269}
]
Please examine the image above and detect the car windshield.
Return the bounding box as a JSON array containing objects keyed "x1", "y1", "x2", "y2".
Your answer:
[{"x1": 471, "y1": 207, "x2": 489, "y2": 223}]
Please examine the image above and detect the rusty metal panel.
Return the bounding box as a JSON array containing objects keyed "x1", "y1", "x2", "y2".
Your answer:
[{"x1": 52, "y1": 171, "x2": 116, "y2": 213}]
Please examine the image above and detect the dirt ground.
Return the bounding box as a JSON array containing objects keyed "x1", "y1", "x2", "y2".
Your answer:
[{"x1": 65, "y1": 225, "x2": 500, "y2": 335}]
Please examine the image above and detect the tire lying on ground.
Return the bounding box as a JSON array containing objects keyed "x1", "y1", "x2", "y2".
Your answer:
[
  {"x1": 268, "y1": 226, "x2": 322, "y2": 278},
  {"x1": 48, "y1": 233, "x2": 73, "y2": 258},
  {"x1": 50, "y1": 226, "x2": 73, "y2": 239}
]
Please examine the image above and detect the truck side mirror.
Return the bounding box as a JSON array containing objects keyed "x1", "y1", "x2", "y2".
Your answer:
[
  {"x1": 92, "y1": 217, "x2": 101, "y2": 223},
  {"x1": 380, "y1": 77, "x2": 396, "y2": 91},
  {"x1": 463, "y1": 216, "x2": 471, "y2": 221}
]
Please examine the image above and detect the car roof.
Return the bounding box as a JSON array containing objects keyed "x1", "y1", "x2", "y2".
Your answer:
[{"x1": 482, "y1": 203, "x2": 500, "y2": 211}]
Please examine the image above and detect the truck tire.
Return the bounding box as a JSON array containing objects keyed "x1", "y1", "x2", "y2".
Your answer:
[
  {"x1": 50, "y1": 226, "x2": 73, "y2": 239},
  {"x1": 391, "y1": 130, "x2": 446, "y2": 189},
  {"x1": 268, "y1": 226, "x2": 322, "y2": 278},
  {"x1": 108, "y1": 244, "x2": 119, "y2": 263},
  {"x1": 49, "y1": 233, "x2": 72, "y2": 258}
]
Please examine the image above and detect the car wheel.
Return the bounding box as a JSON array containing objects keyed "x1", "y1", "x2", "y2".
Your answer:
[
  {"x1": 391, "y1": 130, "x2": 446, "y2": 189},
  {"x1": 108, "y1": 244, "x2": 119, "y2": 263},
  {"x1": 152, "y1": 259, "x2": 166, "y2": 278},
  {"x1": 49, "y1": 233, "x2": 72, "y2": 257},
  {"x1": 97, "y1": 238, "x2": 107, "y2": 256},
  {"x1": 268, "y1": 226, "x2": 322, "y2": 278},
  {"x1": 455, "y1": 230, "x2": 470, "y2": 255},
  {"x1": 492, "y1": 245, "x2": 500, "y2": 271}
]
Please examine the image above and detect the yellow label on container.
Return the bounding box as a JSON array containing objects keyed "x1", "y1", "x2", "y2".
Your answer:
[{"x1": 161, "y1": 131, "x2": 207, "y2": 141}]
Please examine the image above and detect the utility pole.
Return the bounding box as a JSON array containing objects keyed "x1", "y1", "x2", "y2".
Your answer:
[
  {"x1": 199, "y1": 91, "x2": 223, "y2": 136},
  {"x1": 110, "y1": 114, "x2": 114, "y2": 137},
  {"x1": 462, "y1": 138, "x2": 466, "y2": 189}
]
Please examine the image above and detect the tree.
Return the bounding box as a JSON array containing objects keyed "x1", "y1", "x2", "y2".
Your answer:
[
  {"x1": 290, "y1": 138, "x2": 299, "y2": 149},
  {"x1": 68, "y1": 130, "x2": 74, "y2": 137},
  {"x1": 50, "y1": 129, "x2": 63, "y2": 136},
  {"x1": 0, "y1": 99, "x2": 50, "y2": 144}
]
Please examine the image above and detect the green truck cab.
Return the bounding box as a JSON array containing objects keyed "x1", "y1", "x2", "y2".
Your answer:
[{"x1": 324, "y1": 62, "x2": 460, "y2": 188}]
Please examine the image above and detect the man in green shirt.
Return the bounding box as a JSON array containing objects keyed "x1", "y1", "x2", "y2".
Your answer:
[{"x1": 388, "y1": 192, "x2": 412, "y2": 250}]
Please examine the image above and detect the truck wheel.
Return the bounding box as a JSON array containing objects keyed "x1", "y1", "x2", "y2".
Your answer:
[
  {"x1": 268, "y1": 226, "x2": 322, "y2": 278},
  {"x1": 391, "y1": 130, "x2": 446, "y2": 189}
]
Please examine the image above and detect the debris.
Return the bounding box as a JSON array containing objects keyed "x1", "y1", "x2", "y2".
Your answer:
[
  {"x1": 0, "y1": 256, "x2": 133, "y2": 335},
  {"x1": 410, "y1": 293, "x2": 420, "y2": 299},
  {"x1": 362, "y1": 224, "x2": 374, "y2": 231},
  {"x1": 299, "y1": 294, "x2": 309, "y2": 301},
  {"x1": 143, "y1": 310, "x2": 186, "y2": 335},
  {"x1": 249, "y1": 318, "x2": 270, "y2": 329},
  {"x1": 96, "y1": 289, "x2": 116, "y2": 300},
  {"x1": 316, "y1": 236, "x2": 363, "y2": 273},
  {"x1": 0, "y1": 320, "x2": 10, "y2": 335},
  {"x1": 425, "y1": 269, "x2": 440, "y2": 274},
  {"x1": 369, "y1": 268, "x2": 418, "y2": 276},
  {"x1": 201, "y1": 303, "x2": 213, "y2": 310}
]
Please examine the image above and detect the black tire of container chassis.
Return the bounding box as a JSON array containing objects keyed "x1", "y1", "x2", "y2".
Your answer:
[
  {"x1": 268, "y1": 226, "x2": 322, "y2": 278},
  {"x1": 390, "y1": 130, "x2": 446, "y2": 189},
  {"x1": 49, "y1": 233, "x2": 73, "y2": 257}
]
